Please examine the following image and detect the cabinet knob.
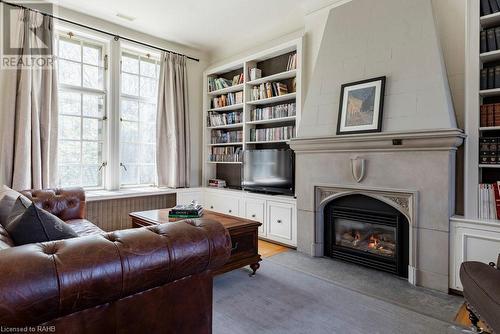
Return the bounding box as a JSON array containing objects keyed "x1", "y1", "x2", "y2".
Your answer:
[
  {"x1": 229, "y1": 210, "x2": 232, "y2": 213},
  {"x1": 251, "y1": 214, "x2": 256, "y2": 218},
  {"x1": 210, "y1": 206, "x2": 214, "y2": 209},
  {"x1": 277, "y1": 219, "x2": 282, "y2": 224}
]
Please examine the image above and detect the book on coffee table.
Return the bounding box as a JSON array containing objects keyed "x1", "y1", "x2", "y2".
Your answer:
[{"x1": 169, "y1": 201, "x2": 204, "y2": 218}]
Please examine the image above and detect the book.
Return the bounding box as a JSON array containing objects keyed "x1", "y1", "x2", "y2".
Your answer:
[
  {"x1": 488, "y1": 29, "x2": 497, "y2": 52},
  {"x1": 496, "y1": 66, "x2": 500, "y2": 88},
  {"x1": 168, "y1": 214, "x2": 203, "y2": 219},
  {"x1": 495, "y1": 28, "x2": 500, "y2": 51},
  {"x1": 490, "y1": 0, "x2": 500, "y2": 13},
  {"x1": 488, "y1": 67, "x2": 495, "y2": 89},
  {"x1": 481, "y1": 68, "x2": 488, "y2": 90},
  {"x1": 481, "y1": 30, "x2": 488, "y2": 54},
  {"x1": 493, "y1": 182, "x2": 500, "y2": 219},
  {"x1": 482, "y1": 0, "x2": 492, "y2": 15},
  {"x1": 481, "y1": 105, "x2": 487, "y2": 127},
  {"x1": 489, "y1": 104, "x2": 496, "y2": 126},
  {"x1": 169, "y1": 202, "x2": 203, "y2": 217}
]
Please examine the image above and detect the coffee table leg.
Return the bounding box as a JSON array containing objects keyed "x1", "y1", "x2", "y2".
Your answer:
[{"x1": 249, "y1": 262, "x2": 260, "y2": 276}]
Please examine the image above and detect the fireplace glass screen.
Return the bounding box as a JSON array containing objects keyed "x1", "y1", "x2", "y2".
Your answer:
[{"x1": 334, "y1": 218, "x2": 397, "y2": 258}]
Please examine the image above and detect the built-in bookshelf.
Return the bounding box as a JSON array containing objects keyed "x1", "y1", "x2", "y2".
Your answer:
[
  {"x1": 202, "y1": 38, "x2": 302, "y2": 188},
  {"x1": 465, "y1": 0, "x2": 500, "y2": 220}
]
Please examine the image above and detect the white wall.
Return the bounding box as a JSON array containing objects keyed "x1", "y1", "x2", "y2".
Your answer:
[{"x1": 0, "y1": 4, "x2": 208, "y2": 187}]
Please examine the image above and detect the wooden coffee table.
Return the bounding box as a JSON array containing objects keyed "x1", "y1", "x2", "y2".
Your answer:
[{"x1": 129, "y1": 209, "x2": 262, "y2": 276}]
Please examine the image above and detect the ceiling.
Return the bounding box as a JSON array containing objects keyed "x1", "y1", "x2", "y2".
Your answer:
[{"x1": 50, "y1": 0, "x2": 337, "y2": 59}]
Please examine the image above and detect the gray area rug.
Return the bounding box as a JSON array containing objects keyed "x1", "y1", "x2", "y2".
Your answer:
[
  {"x1": 267, "y1": 251, "x2": 463, "y2": 322},
  {"x1": 214, "y1": 254, "x2": 465, "y2": 334}
]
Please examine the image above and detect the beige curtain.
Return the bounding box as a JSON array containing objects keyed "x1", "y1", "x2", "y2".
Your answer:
[
  {"x1": 0, "y1": 9, "x2": 58, "y2": 190},
  {"x1": 156, "y1": 52, "x2": 190, "y2": 188}
]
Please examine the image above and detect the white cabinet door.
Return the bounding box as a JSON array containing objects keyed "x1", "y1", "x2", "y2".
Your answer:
[
  {"x1": 267, "y1": 201, "x2": 295, "y2": 245},
  {"x1": 450, "y1": 219, "x2": 500, "y2": 291},
  {"x1": 245, "y1": 198, "x2": 266, "y2": 236},
  {"x1": 176, "y1": 190, "x2": 203, "y2": 205},
  {"x1": 205, "y1": 193, "x2": 239, "y2": 216}
]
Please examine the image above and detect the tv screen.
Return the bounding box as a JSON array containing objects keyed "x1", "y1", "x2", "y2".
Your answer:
[{"x1": 242, "y1": 149, "x2": 294, "y2": 195}]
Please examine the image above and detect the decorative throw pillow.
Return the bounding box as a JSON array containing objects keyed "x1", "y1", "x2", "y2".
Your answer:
[
  {"x1": 5, "y1": 200, "x2": 78, "y2": 246},
  {"x1": 0, "y1": 186, "x2": 31, "y2": 227}
]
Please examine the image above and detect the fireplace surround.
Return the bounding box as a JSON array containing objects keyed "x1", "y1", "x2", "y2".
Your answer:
[{"x1": 324, "y1": 194, "x2": 409, "y2": 278}]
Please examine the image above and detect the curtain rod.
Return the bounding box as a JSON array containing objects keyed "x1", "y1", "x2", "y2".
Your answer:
[{"x1": 0, "y1": 0, "x2": 200, "y2": 62}]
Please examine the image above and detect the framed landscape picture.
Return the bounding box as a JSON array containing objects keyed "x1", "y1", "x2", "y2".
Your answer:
[{"x1": 336, "y1": 76, "x2": 386, "y2": 135}]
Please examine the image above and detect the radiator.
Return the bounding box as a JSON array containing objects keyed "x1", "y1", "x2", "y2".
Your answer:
[{"x1": 86, "y1": 194, "x2": 176, "y2": 231}]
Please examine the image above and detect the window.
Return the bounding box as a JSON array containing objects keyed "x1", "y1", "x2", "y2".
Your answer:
[
  {"x1": 119, "y1": 52, "x2": 159, "y2": 186},
  {"x1": 55, "y1": 29, "x2": 161, "y2": 190},
  {"x1": 56, "y1": 35, "x2": 107, "y2": 188}
]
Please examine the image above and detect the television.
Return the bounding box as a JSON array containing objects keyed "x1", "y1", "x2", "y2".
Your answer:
[{"x1": 242, "y1": 149, "x2": 294, "y2": 195}]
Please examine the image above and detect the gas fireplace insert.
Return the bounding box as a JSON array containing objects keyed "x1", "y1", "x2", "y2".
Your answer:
[{"x1": 324, "y1": 195, "x2": 409, "y2": 278}]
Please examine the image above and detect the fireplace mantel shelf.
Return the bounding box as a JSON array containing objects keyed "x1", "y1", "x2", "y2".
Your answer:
[{"x1": 289, "y1": 128, "x2": 465, "y2": 153}]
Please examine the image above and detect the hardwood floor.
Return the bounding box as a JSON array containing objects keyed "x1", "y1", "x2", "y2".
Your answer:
[
  {"x1": 258, "y1": 240, "x2": 289, "y2": 258},
  {"x1": 454, "y1": 303, "x2": 490, "y2": 333}
]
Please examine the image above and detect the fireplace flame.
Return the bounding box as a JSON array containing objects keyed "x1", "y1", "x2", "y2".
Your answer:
[{"x1": 368, "y1": 234, "x2": 379, "y2": 249}]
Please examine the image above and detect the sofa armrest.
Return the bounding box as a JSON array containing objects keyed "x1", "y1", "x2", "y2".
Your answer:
[
  {"x1": 21, "y1": 187, "x2": 86, "y2": 221},
  {"x1": 0, "y1": 219, "x2": 231, "y2": 326}
]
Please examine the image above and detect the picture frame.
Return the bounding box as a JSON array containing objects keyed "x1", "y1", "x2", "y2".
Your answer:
[{"x1": 336, "y1": 76, "x2": 386, "y2": 135}]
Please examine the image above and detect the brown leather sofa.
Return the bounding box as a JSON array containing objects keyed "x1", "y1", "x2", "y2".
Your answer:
[
  {"x1": 460, "y1": 255, "x2": 500, "y2": 334},
  {"x1": 0, "y1": 188, "x2": 232, "y2": 333}
]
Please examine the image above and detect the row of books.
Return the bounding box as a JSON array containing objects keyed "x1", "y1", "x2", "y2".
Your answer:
[
  {"x1": 207, "y1": 74, "x2": 244, "y2": 92},
  {"x1": 251, "y1": 82, "x2": 289, "y2": 101},
  {"x1": 286, "y1": 53, "x2": 297, "y2": 71},
  {"x1": 480, "y1": 66, "x2": 500, "y2": 90},
  {"x1": 211, "y1": 92, "x2": 243, "y2": 109},
  {"x1": 478, "y1": 183, "x2": 500, "y2": 220},
  {"x1": 480, "y1": 137, "x2": 500, "y2": 164},
  {"x1": 211, "y1": 130, "x2": 243, "y2": 144},
  {"x1": 207, "y1": 111, "x2": 242, "y2": 127},
  {"x1": 480, "y1": 103, "x2": 500, "y2": 127},
  {"x1": 208, "y1": 147, "x2": 242, "y2": 162},
  {"x1": 169, "y1": 202, "x2": 204, "y2": 219},
  {"x1": 251, "y1": 103, "x2": 296, "y2": 121},
  {"x1": 249, "y1": 126, "x2": 295, "y2": 142},
  {"x1": 481, "y1": 0, "x2": 500, "y2": 16},
  {"x1": 480, "y1": 27, "x2": 500, "y2": 54},
  {"x1": 208, "y1": 179, "x2": 227, "y2": 188}
]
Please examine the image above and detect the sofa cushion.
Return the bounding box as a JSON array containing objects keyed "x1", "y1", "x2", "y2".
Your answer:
[
  {"x1": 66, "y1": 219, "x2": 105, "y2": 236},
  {"x1": 460, "y1": 261, "x2": 500, "y2": 333},
  {"x1": 5, "y1": 200, "x2": 78, "y2": 246},
  {"x1": 0, "y1": 186, "x2": 31, "y2": 227},
  {"x1": 0, "y1": 225, "x2": 14, "y2": 250}
]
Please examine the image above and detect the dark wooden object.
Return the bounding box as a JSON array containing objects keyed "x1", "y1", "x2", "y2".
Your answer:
[{"x1": 130, "y1": 209, "x2": 262, "y2": 276}]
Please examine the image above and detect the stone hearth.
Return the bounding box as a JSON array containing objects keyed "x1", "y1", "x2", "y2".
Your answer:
[{"x1": 290, "y1": 129, "x2": 465, "y2": 292}]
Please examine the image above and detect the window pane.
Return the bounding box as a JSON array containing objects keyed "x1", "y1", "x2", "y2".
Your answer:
[
  {"x1": 121, "y1": 143, "x2": 140, "y2": 163},
  {"x1": 140, "y1": 60, "x2": 156, "y2": 77},
  {"x1": 82, "y1": 118, "x2": 100, "y2": 141},
  {"x1": 59, "y1": 39, "x2": 81, "y2": 61},
  {"x1": 59, "y1": 60, "x2": 81, "y2": 86},
  {"x1": 140, "y1": 165, "x2": 155, "y2": 184},
  {"x1": 83, "y1": 45, "x2": 100, "y2": 65},
  {"x1": 120, "y1": 121, "x2": 138, "y2": 143},
  {"x1": 83, "y1": 64, "x2": 102, "y2": 89},
  {"x1": 59, "y1": 141, "x2": 80, "y2": 163},
  {"x1": 59, "y1": 165, "x2": 81, "y2": 186},
  {"x1": 82, "y1": 165, "x2": 101, "y2": 187},
  {"x1": 120, "y1": 165, "x2": 138, "y2": 185},
  {"x1": 59, "y1": 91, "x2": 81, "y2": 115},
  {"x1": 140, "y1": 77, "x2": 157, "y2": 99},
  {"x1": 83, "y1": 94, "x2": 104, "y2": 117},
  {"x1": 60, "y1": 115, "x2": 81, "y2": 140},
  {"x1": 140, "y1": 144, "x2": 155, "y2": 163},
  {"x1": 140, "y1": 102, "x2": 156, "y2": 123},
  {"x1": 122, "y1": 73, "x2": 139, "y2": 96},
  {"x1": 122, "y1": 55, "x2": 139, "y2": 74},
  {"x1": 121, "y1": 99, "x2": 139, "y2": 121},
  {"x1": 140, "y1": 122, "x2": 156, "y2": 144},
  {"x1": 82, "y1": 141, "x2": 101, "y2": 164}
]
